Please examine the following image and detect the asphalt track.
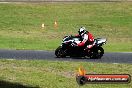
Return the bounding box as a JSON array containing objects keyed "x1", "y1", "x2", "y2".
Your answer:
[{"x1": 0, "y1": 49, "x2": 132, "y2": 63}]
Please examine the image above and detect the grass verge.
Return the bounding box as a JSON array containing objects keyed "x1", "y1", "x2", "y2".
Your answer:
[
  {"x1": 0, "y1": 2, "x2": 131, "y2": 52},
  {"x1": 0, "y1": 59, "x2": 131, "y2": 88}
]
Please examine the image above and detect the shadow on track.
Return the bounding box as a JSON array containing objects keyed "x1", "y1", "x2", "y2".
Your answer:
[
  {"x1": 0, "y1": 80, "x2": 39, "y2": 88},
  {"x1": 55, "y1": 56, "x2": 99, "y2": 60}
]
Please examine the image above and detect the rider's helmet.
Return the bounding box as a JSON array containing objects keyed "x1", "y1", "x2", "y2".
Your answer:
[{"x1": 78, "y1": 27, "x2": 87, "y2": 36}]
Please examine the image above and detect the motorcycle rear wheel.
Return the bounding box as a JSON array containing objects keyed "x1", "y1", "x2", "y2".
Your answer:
[{"x1": 90, "y1": 47, "x2": 104, "y2": 59}]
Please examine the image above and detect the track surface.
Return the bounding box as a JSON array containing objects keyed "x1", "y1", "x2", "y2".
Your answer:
[{"x1": 0, "y1": 49, "x2": 132, "y2": 63}]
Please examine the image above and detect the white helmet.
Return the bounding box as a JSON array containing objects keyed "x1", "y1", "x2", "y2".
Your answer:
[{"x1": 78, "y1": 27, "x2": 86, "y2": 36}]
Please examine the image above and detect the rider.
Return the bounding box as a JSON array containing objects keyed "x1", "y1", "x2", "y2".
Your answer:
[{"x1": 75, "y1": 27, "x2": 94, "y2": 49}]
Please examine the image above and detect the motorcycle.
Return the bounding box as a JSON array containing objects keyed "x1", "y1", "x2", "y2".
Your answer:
[{"x1": 55, "y1": 35, "x2": 107, "y2": 59}]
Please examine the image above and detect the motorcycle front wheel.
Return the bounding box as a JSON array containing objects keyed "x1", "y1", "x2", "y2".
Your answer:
[{"x1": 55, "y1": 46, "x2": 66, "y2": 58}]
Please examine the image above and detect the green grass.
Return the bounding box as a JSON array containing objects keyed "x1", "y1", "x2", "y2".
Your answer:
[
  {"x1": 0, "y1": 59, "x2": 131, "y2": 88},
  {"x1": 0, "y1": 2, "x2": 132, "y2": 51}
]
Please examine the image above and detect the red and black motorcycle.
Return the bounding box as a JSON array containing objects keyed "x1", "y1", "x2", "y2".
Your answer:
[{"x1": 55, "y1": 35, "x2": 106, "y2": 59}]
